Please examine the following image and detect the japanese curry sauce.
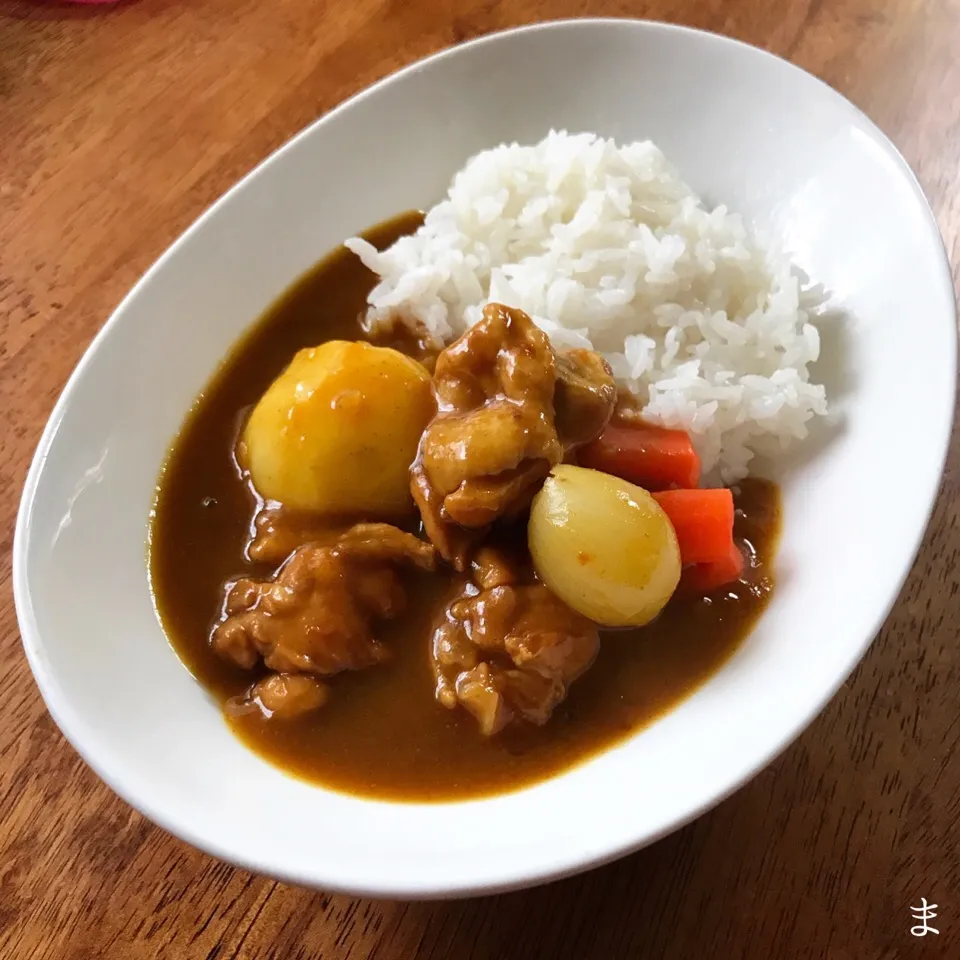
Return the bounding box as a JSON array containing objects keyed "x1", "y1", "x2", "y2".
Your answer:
[{"x1": 150, "y1": 213, "x2": 780, "y2": 802}]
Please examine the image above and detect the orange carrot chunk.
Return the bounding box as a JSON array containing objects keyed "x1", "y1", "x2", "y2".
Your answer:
[
  {"x1": 652, "y1": 488, "x2": 735, "y2": 565},
  {"x1": 579, "y1": 422, "x2": 700, "y2": 491},
  {"x1": 679, "y1": 542, "x2": 745, "y2": 594}
]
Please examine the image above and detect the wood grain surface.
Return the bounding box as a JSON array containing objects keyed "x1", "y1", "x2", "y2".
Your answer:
[{"x1": 2, "y1": 1, "x2": 958, "y2": 957}]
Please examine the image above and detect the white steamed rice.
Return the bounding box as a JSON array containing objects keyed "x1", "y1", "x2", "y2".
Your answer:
[{"x1": 345, "y1": 131, "x2": 827, "y2": 482}]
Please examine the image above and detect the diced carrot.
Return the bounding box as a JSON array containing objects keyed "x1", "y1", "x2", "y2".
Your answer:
[
  {"x1": 680, "y1": 542, "x2": 745, "y2": 594},
  {"x1": 652, "y1": 488, "x2": 735, "y2": 565},
  {"x1": 578, "y1": 422, "x2": 700, "y2": 491}
]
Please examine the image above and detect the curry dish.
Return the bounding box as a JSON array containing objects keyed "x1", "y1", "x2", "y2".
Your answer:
[{"x1": 150, "y1": 213, "x2": 780, "y2": 801}]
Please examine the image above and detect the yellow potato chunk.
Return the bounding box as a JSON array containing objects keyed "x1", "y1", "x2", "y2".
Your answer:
[
  {"x1": 243, "y1": 341, "x2": 434, "y2": 516},
  {"x1": 529, "y1": 465, "x2": 681, "y2": 627}
]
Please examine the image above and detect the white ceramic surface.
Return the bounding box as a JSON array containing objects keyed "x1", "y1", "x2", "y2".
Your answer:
[{"x1": 14, "y1": 20, "x2": 956, "y2": 898}]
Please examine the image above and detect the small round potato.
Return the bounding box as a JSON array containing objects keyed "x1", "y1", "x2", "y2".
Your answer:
[
  {"x1": 529, "y1": 465, "x2": 681, "y2": 627},
  {"x1": 243, "y1": 340, "x2": 433, "y2": 516}
]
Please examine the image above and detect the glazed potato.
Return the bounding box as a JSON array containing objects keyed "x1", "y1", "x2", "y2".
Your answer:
[
  {"x1": 243, "y1": 341, "x2": 434, "y2": 516},
  {"x1": 529, "y1": 465, "x2": 681, "y2": 627}
]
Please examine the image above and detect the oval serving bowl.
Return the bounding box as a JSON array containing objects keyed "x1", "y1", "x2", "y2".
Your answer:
[{"x1": 14, "y1": 20, "x2": 955, "y2": 898}]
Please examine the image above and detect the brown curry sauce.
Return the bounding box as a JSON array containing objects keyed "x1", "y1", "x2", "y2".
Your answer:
[{"x1": 149, "y1": 213, "x2": 781, "y2": 802}]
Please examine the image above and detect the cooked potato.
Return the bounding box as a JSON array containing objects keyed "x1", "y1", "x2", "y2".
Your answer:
[
  {"x1": 243, "y1": 340, "x2": 433, "y2": 516},
  {"x1": 528, "y1": 465, "x2": 681, "y2": 627}
]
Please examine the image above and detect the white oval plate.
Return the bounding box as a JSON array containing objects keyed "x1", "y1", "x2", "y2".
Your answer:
[{"x1": 14, "y1": 20, "x2": 956, "y2": 898}]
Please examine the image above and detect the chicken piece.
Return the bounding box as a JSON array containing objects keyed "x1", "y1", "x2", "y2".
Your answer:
[
  {"x1": 471, "y1": 546, "x2": 522, "y2": 589},
  {"x1": 411, "y1": 303, "x2": 617, "y2": 569},
  {"x1": 227, "y1": 674, "x2": 330, "y2": 719},
  {"x1": 442, "y1": 459, "x2": 551, "y2": 528},
  {"x1": 247, "y1": 504, "x2": 436, "y2": 570},
  {"x1": 211, "y1": 524, "x2": 435, "y2": 715},
  {"x1": 247, "y1": 504, "x2": 341, "y2": 565},
  {"x1": 431, "y1": 553, "x2": 600, "y2": 735},
  {"x1": 433, "y1": 304, "x2": 560, "y2": 413},
  {"x1": 420, "y1": 401, "x2": 554, "y2": 495},
  {"x1": 410, "y1": 467, "x2": 483, "y2": 574},
  {"x1": 554, "y1": 349, "x2": 617, "y2": 449},
  {"x1": 334, "y1": 522, "x2": 437, "y2": 569},
  {"x1": 213, "y1": 546, "x2": 396, "y2": 675},
  {"x1": 411, "y1": 304, "x2": 563, "y2": 568}
]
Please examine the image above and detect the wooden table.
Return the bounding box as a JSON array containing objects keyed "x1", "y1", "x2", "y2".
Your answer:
[{"x1": 2, "y1": 1, "x2": 958, "y2": 957}]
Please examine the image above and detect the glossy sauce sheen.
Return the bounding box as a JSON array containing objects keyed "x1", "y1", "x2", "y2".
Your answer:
[{"x1": 150, "y1": 213, "x2": 782, "y2": 802}]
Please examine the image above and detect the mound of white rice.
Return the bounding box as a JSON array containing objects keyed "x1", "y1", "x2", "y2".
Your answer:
[{"x1": 345, "y1": 131, "x2": 827, "y2": 482}]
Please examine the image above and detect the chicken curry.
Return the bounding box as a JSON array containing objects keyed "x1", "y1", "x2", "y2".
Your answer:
[{"x1": 150, "y1": 213, "x2": 780, "y2": 801}]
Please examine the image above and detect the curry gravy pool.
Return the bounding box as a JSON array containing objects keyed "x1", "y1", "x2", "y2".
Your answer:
[{"x1": 150, "y1": 213, "x2": 781, "y2": 802}]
